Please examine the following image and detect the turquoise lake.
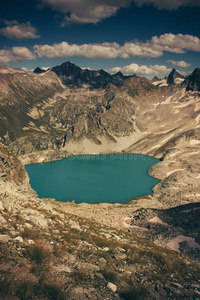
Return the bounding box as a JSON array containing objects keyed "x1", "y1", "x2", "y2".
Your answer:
[{"x1": 25, "y1": 153, "x2": 160, "y2": 204}]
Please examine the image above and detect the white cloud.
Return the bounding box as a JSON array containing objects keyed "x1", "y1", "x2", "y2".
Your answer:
[
  {"x1": 0, "y1": 32, "x2": 199, "y2": 64},
  {"x1": 121, "y1": 42, "x2": 163, "y2": 58},
  {"x1": 34, "y1": 42, "x2": 121, "y2": 58},
  {"x1": 106, "y1": 63, "x2": 171, "y2": 76},
  {"x1": 34, "y1": 40, "x2": 163, "y2": 59},
  {"x1": 0, "y1": 20, "x2": 40, "y2": 40},
  {"x1": 151, "y1": 33, "x2": 200, "y2": 53},
  {"x1": 134, "y1": 0, "x2": 200, "y2": 10},
  {"x1": 39, "y1": 0, "x2": 132, "y2": 24},
  {"x1": 33, "y1": 33, "x2": 200, "y2": 60},
  {"x1": 167, "y1": 60, "x2": 191, "y2": 68},
  {"x1": 0, "y1": 47, "x2": 36, "y2": 64}
]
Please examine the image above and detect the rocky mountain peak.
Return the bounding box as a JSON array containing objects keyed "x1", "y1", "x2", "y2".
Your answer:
[
  {"x1": 52, "y1": 61, "x2": 81, "y2": 76},
  {"x1": 184, "y1": 67, "x2": 200, "y2": 91},
  {"x1": 48, "y1": 61, "x2": 130, "y2": 88},
  {"x1": 152, "y1": 76, "x2": 159, "y2": 81},
  {"x1": 167, "y1": 68, "x2": 185, "y2": 85},
  {"x1": 112, "y1": 71, "x2": 124, "y2": 78},
  {"x1": 132, "y1": 73, "x2": 138, "y2": 78},
  {"x1": 33, "y1": 67, "x2": 47, "y2": 74}
]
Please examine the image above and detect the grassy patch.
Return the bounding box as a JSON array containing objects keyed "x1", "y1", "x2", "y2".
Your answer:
[
  {"x1": 90, "y1": 234, "x2": 121, "y2": 249},
  {"x1": 101, "y1": 267, "x2": 118, "y2": 283},
  {"x1": 0, "y1": 242, "x2": 12, "y2": 261},
  {"x1": 53, "y1": 243, "x2": 67, "y2": 258},
  {"x1": 35, "y1": 280, "x2": 66, "y2": 300},
  {"x1": 23, "y1": 243, "x2": 51, "y2": 275},
  {"x1": 21, "y1": 227, "x2": 48, "y2": 240},
  {"x1": 120, "y1": 285, "x2": 149, "y2": 300},
  {"x1": 73, "y1": 268, "x2": 92, "y2": 282},
  {"x1": 0, "y1": 277, "x2": 66, "y2": 300}
]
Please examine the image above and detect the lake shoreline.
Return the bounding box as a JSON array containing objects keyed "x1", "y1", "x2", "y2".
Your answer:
[{"x1": 25, "y1": 153, "x2": 160, "y2": 204}]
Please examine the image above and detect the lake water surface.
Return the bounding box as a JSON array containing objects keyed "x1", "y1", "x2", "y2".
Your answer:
[{"x1": 25, "y1": 153, "x2": 160, "y2": 204}]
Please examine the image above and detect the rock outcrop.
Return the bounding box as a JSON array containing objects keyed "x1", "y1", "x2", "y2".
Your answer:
[
  {"x1": 0, "y1": 142, "x2": 29, "y2": 186},
  {"x1": 184, "y1": 67, "x2": 200, "y2": 91}
]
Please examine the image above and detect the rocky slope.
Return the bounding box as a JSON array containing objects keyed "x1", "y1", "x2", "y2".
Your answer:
[{"x1": 0, "y1": 65, "x2": 65, "y2": 144}]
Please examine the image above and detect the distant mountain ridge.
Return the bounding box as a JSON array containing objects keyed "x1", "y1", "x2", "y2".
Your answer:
[
  {"x1": 152, "y1": 68, "x2": 200, "y2": 90},
  {"x1": 34, "y1": 61, "x2": 132, "y2": 89},
  {"x1": 33, "y1": 62, "x2": 200, "y2": 91}
]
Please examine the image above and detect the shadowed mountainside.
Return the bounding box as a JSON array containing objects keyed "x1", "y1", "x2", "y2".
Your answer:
[{"x1": 34, "y1": 61, "x2": 132, "y2": 89}]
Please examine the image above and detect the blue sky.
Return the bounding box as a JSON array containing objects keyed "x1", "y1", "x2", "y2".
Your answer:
[{"x1": 0, "y1": 0, "x2": 200, "y2": 78}]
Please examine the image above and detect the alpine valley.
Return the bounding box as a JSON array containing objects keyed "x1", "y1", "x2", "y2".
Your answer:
[{"x1": 0, "y1": 62, "x2": 200, "y2": 299}]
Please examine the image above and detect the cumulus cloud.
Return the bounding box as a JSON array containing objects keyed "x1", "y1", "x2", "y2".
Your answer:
[
  {"x1": 34, "y1": 42, "x2": 122, "y2": 58},
  {"x1": 151, "y1": 33, "x2": 200, "y2": 53},
  {"x1": 0, "y1": 47, "x2": 36, "y2": 63},
  {"x1": 120, "y1": 42, "x2": 163, "y2": 58},
  {"x1": 106, "y1": 63, "x2": 171, "y2": 76},
  {"x1": 39, "y1": 0, "x2": 132, "y2": 24},
  {"x1": 0, "y1": 20, "x2": 40, "y2": 40},
  {"x1": 33, "y1": 40, "x2": 163, "y2": 59},
  {"x1": 33, "y1": 33, "x2": 200, "y2": 60},
  {"x1": 38, "y1": 0, "x2": 200, "y2": 25},
  {"x1": 134, "y1": 0, "x2": 200, "y2": 10},
  {"x1": 167, "y1": 60, "x2": 191, "y2": 68},
  {"x1": 1, "y1": 32, "x2": 200, "y2": 64}
]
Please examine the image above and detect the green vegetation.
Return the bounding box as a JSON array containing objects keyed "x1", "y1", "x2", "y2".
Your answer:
[
  {"x1": 101, "y1": 267, "x2": 118, "y2": 283},
  {"x1": 0, "y1": 278, "x2": 66, "y2": 300}
]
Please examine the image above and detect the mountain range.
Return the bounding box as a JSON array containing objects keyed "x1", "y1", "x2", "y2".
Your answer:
[
  {"x1": 34, "y1": 62, "x2": 200, "y2": 91},
  {"x1": 34, "y1": 61, "x2": 133, "y2": 89},
  {"x1": 0, "y1": 62, "x2": 199, "y2": 160}
]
